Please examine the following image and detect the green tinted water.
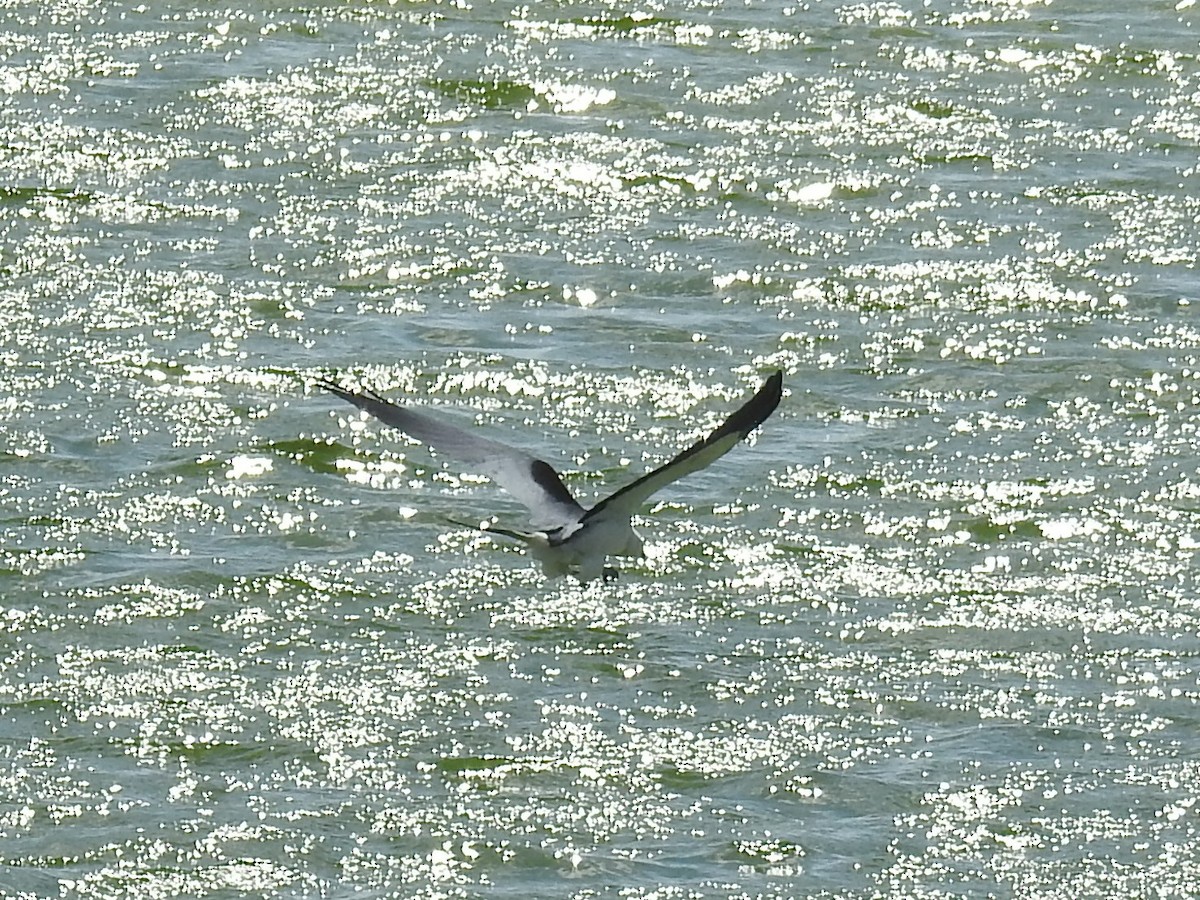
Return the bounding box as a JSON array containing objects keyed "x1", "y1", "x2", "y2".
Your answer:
[{"x1": 3, "y1": 1, "x2": 1200, "y2": 896}]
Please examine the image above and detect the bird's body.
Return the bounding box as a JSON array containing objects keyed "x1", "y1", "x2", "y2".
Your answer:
[{"x1": 318, "y1": 370, "x2": 783, "y2": 581}]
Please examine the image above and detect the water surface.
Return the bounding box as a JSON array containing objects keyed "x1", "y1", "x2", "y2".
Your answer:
[{"x1": 2, "y1": 1, "x2": 1200, "y2": 896}]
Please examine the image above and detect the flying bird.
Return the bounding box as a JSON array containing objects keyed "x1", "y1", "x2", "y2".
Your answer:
[{"x1": 317, "y1": 370, "x2": 783, "y2": 581}]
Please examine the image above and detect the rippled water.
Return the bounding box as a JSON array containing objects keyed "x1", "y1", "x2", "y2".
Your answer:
[{"x1": 3, "y1": 0, "x2": 1200, "y2": 896}]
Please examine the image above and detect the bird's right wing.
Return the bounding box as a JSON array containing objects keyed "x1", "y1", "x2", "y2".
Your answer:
[
  {"x1": 583, "y1": 370, "x2": 783, "y2": 525},
  {"x1": 317, "y1": 379, "x2": 586, "y2": 531}
]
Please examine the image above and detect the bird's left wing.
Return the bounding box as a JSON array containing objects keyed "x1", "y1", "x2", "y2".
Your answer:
[
  {"x1": 583, "y1": 370, "x2": 783, "y2": 524},
  {"x1": 317, "y1": 379, "x2": 585, "y2": 530}
]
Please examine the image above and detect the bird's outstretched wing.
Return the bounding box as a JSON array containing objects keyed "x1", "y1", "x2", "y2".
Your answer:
[
  {"x1": 583, "y1": 370, "x2": 783, "y2": 524},
  {"x1": 316, "y1": 379, "x2": 586, "y2": 530}
]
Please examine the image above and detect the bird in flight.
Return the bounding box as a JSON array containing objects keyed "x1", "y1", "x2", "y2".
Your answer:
[{"x1": 317, "y1": 370, "x2": 783, "y2": 581}]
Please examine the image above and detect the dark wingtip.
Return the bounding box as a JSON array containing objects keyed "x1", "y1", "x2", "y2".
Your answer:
[
  {"x1": 313, "y1": 376, "x2": 348, "y2": 396},
  {"x1": 314, "y1": 376, "x2": 388, "y2": 409},
  {"x1": 726, "y1": 369, "x2": 784, "y2": 437},
  {"x1": 665, "y1": 368, "x2": 782, "y2": 457},
  {"x1": 762, "y1": 369, "x2": 784, "y2": 406}
]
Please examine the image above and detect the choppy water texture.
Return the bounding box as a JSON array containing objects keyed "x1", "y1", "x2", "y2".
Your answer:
[{"x1": 2, "y1": 0, "x2": 1200, "y2": 896}]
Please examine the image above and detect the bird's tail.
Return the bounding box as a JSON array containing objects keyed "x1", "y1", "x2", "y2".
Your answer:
[{"x1": 443, "y1": 516, "x2": 537, "y2": 545}]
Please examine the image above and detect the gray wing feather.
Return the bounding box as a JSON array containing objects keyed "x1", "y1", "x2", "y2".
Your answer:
[
  {"x1": 584, "y1": 370, "x2": 783, "y2": 524},
  {"x1": 317, "y1": 379, "x2": 585, "y2": 530}
]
